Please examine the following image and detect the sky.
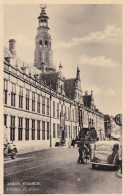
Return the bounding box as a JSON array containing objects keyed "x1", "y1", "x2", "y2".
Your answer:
[{"x1": 4, "y1": 3, "x2": 122, "y2": 116}]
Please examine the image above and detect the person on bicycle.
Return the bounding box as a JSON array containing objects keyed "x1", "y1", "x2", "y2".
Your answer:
[{"x1": 77, "y1": 138, "x2": 86, "y2": 164}]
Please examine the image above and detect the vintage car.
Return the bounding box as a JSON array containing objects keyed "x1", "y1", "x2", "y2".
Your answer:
[{"x1": 90, "y1": 140, "x2": 120, "y2": 169}]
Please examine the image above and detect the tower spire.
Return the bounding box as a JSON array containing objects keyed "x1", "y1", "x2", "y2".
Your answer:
[
  {"x1": 38, "y1": 4, "x2": 49, "y2": 29},
  {"x1": 34, "y1": 5, "x2": 54, "y2": 72}
]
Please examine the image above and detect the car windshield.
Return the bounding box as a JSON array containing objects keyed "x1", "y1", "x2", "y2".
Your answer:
[{"x1": 95, "y1": 144, "x2": 112, "y2": 152}]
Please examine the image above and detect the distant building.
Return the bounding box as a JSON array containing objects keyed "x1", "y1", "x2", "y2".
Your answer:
[
  {"x1": 3, "y1": 5, "x2": 104, "y2": 150},
  {"x1": 104, "y1": 115, "x2": 111, "y2": 138}
]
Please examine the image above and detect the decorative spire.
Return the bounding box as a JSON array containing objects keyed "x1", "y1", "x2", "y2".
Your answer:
[
  {"x1": 59, "y1": 62, "x2": 63, "y2": 70},
  {"x1": 76, "y1": 65, "x2": 80, "y2": 80},
  {"x1": 40, "y1": 4, "x2": 47, "y2": 16},
  {"x1": 38, "y1": 4, "x2": 49, "y2": 28}
]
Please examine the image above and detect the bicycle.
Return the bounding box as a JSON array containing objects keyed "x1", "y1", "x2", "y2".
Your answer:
[{"x1": 83, "y1": 144, "x2": 91, "y2": 163}]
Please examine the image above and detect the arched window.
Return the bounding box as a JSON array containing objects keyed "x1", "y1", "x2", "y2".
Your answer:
[
  {"x1": 39, "y1": 40, "x2": 42, "y2": 47},
  {"x1": 45, "y1": 40, "x2": 48, "y2": 46}
]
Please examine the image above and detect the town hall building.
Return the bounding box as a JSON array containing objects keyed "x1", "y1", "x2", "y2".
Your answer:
[{"x1": 3, "y1": 5, "x2": 104, "y2": 151}]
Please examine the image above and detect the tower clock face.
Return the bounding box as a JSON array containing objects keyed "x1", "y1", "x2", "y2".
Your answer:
[{"x1": 39, "y1": 40, "x2": 42, "y2": 47}]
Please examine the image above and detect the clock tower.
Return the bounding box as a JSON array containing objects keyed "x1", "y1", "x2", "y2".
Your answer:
[{"x1": 34, "y1": 4, "x2": 55, "y2": 72}]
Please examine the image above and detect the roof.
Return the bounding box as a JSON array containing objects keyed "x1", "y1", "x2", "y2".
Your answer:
[
  {"x1": 64, "y1": 78, "x2": 76, "y2": 99},
  {"x1": 4, "y1": 47, "x2": 12, "y2": 58},
  {"x1": 39, "y1": 72, "x2": 60, "y2": 90}
]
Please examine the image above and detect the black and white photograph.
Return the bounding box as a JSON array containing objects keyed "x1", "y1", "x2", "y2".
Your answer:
[{"x1": 2, "y1": 1, "x2": 123, "y2": 194}]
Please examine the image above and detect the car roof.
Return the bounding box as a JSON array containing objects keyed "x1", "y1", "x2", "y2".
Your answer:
[{"x1": 95, "y1": 140, "x2": 119, "y2": 146}]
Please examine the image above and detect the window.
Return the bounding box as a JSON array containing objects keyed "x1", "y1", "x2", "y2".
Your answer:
[
  {"x1": 42, "y1": 96, "x2": 45, "y2": 114},
  {"x1": 10, "y1": 116, "x2": 15, "y2": 141},
  {"x1": 4, "y1": 114, "x2": 7, "y2": 127},
  {"x1": 73, "y1": 126, "x2": 76, "y2": 139},
  {"x1": 65, "y1": 125, "x2": 67, "y2": 138},
  {"x1": 65, "y1": 106, "x2": 67, "y2": 120},
  {"x1": 57, "y1": 124, "x2": 60, "y2": 138},
  {"x1": 68, "y1": 107, "x2": 70, "y2": 121},
  {"x1": 57, "y1": 103, "x2": 59, "y2": 118},
  {"x1": 32, "y1": 92, "x2": 35, "y2": 112},
  {"x1": 39, "y1": 40, "x2": 42, "y2": 47},
  {"x1": 75, "y1": 108, "x2": 78, "y2": 122},
  {"x1": 25, "y1": 118, "x2": 29, "y2": 140},
  {"x1": 11, "y1": 83, "x2": 16, "y2": 107},
  {"x1": 18, "y1": 117, "x2": 23, "y2": 141},
  {"x1": 37, "y1": 94, "x2": 40, "y2": 113},
  {"x1": 72, "y1": 109, "x2": 74, "y2": 121},
  {"x1": 37, "y1": 120, "x2": 40, "y2": 140},
  {"x1": 47, "y1": 122, "x2": 49, "y2": 140},
  {"x1": 31, "y1": 119, "x2": 35, "y2": 140},
  {"x1": 53, "y1": 101, "x2": 55, "y2": 117},
  {"x1": 92, "y1": 119, "x2": 94, "y2": 126},
  {"x1": 76, "y1": 126, "x2": 77, "y2": 136},
  {"x1": 53, "y1": 123, "x2": 56, "y2": 138},
  {"x1": 45, "y1": 52, "x2": 48, "y2": 61},
  {"x1": 61, "y1": 104, "x2": 63, "y2": 115},
  {"x1": 45, "y1": 40, "x2": 48, "y2": 46},
  {"x1": 26, "y1": 89, "x2": 30, "y2": 110},
  {"x1": 42, "y1": 121, "x2": 45, "y2": 140},
  {"x1": 19, "y1": 86, "x2": 23, "y2": 108},
  {"x1": 69, "y1": 126, "x2": 71, "y2": 139},
  {"x1": 4, "y1": 79, "x2": 8, "y2": 104},
  {"x1": 47, "y1": 98, "x2": 49, "y2": 115}
]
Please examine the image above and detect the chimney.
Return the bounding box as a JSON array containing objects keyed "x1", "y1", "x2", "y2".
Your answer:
[
  {"x1": 9, "y1": 39, "x2": 16, "y2": 56},
  {"x1": 91, "y1": 90, "x2": 94, "y2": 100}
]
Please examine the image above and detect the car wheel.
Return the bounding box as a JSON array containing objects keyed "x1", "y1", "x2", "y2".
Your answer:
[{"x1": 92, "y1": 164, "x2": 95, "y2": 169}]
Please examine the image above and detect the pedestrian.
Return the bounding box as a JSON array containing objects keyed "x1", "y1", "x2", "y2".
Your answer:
[
  {"x1": 72, "y1": 138, "x2": 75, "y2": 148},
  {"x1": 77, "y1": 138, "x2": 85, "y2": 164}
]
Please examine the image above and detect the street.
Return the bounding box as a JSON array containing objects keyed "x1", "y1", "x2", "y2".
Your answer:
[{"x1": 4, "y1": 147, "x2": 122, "y2": 194}]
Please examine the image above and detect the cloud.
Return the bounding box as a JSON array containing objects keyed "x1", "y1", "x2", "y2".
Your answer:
[
  {"x1": 55, "y1": 25, "x2": 121, "y2": 48},
  {"x1": 9, "y1": 34, "x2": 33, "y2": 48},
  {"x1": 79, "y1": 55, "x2": 118, "y2": 68}
]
